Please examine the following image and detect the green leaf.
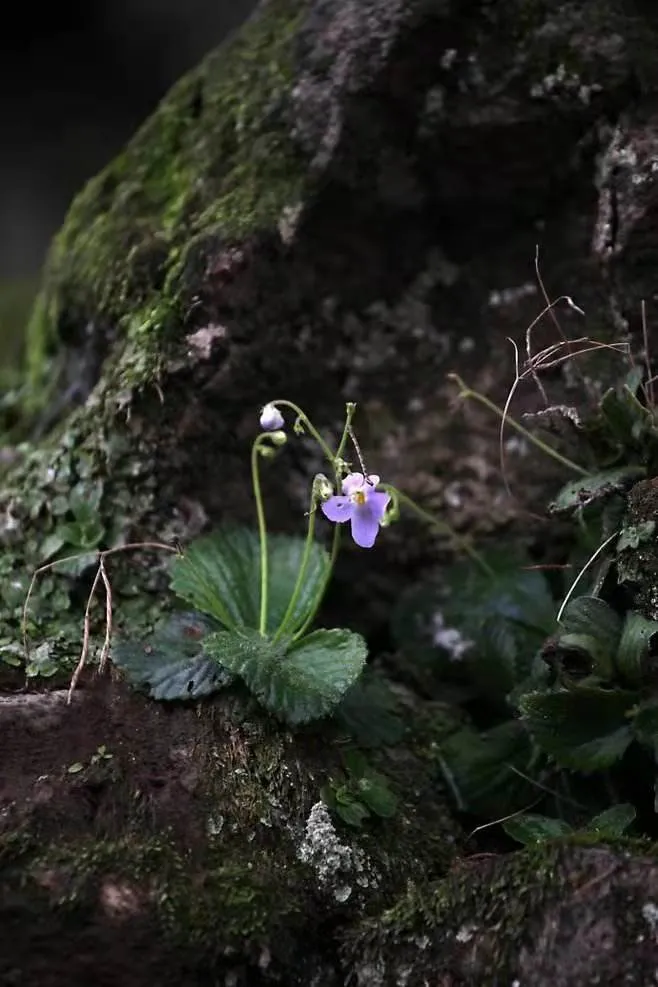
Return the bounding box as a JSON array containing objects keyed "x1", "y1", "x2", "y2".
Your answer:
[
  {"x1": 356, "y1": 774, "x2": 398, "y2": 818},
  {"x1": 335, "y1": 799, "x2": 370, "y2": 827},
  {"x1": 67, "y1": 762, "x2": 85, "y2": 775},
  {"x1": 335, "y1": 671, "x2": 404, "y2": 747},
  {"x1": 40, "y1": 532, "x2": 67, "y2": 562},
  {"x1": 502, "y1": 813, "x2": 573, "y2": 846},
  {"x1": 436, "y1": 720, "x2": 539, "y2": 818},
  {"x1": 556, "y1": 597, "x2": 622, "y2": 679},
  {"x1": 584, "y1": 803, "x2": 636, "y2": 839},
  {"x1": 170, "y1": 528, "x2": 330, "y2": 634},
  {"x1": 113, "y1": 612, "x2": 233, "y2": 701},
  {"x1": 548, "y1": 467, "x2": 645, "y2": 515},
  {"x1": 617, "y1": 521, "x2": 656, "y2": 553},
  {"x1": 0, "y1": 642, "x2": 23, "y2": 667},
  {"x1": 205, "y1": 627, "x2": 367, "y2": 726},
  {"x1": 393, "y1": 550, "x2": 555, "y2": 698},
  {"x1": 518, "y1": 687, "x2": 637, "y2": 770},
  {"x1": 616, "y1": 612, "x2": 658, "y2": 684},
  {"x1": 25, "y1": 641, "x2": 58, "y2": 678},
  {"x1": 600, "y1": 373, "x2": 653, "y2": 445},
  {"x1": 631, "y1": 701, "x2": 658, "y2": 746}
]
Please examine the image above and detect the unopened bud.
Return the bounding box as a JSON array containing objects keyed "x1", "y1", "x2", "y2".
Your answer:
[
  {"x1": 260, "y1": 403, "x2": 285, "y2": 431},
  {"x1": 312, "y1": 473, "x2": 334, "y2": 502},
  {"x1": 268, "y1": 430, "x2": 287, "y2": 447}
]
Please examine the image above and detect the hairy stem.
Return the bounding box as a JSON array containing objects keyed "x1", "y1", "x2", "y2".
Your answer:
[
  {"x1": 273, "y1": 497, "x2": 317, "y2": 643},
  {"x1": 251, "y1": 436, "x2": 270, "y2": 636},
  {"x1": 388, "y1": 486, "x2": 494, "y2": 577}
]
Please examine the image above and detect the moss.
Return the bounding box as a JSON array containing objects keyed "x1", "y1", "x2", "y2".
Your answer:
[
  {"x1": 348, "y1": 836, "x2": 658, "y2": 983},
  {"x1": 25, "y1": 0, "x2": 308, "y2": 396},
  {"x1": 0, "y1": 829, "x2": 314, "y2": 969}
]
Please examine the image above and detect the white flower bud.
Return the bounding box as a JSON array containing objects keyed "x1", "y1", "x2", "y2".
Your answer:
[
  {"x1": 260, "y1": 403, "x2": 284, "y2": 431},
  {"x1": 312, "y1": 473, "x2": 334, "y2": 502}
]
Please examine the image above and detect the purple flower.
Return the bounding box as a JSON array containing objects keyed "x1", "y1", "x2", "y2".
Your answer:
[{"x1": 321, "y1": 472, "x2": 390, "y2": 548}]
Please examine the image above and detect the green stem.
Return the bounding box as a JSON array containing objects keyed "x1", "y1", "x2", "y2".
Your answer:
[
  {"x1": 267, "y1": 399, "x2": 336, "y2": 466},
  {"x1": 273, "y1": 497, "x2": 317, "y2": 643},
  {"x1": 388, "y1": 486, "x2": 495, "y2": 577},
  {"x1": 449, "y1": 375, "x2": 589, "y2": 477},
  {"x1": 251, "y1": 436, "x2": 269, "y2": 636},
  {"x1": 292, "y1": 525, "x2": 342, "y2": 641}
]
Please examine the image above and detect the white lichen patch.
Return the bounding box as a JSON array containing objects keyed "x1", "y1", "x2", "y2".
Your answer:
[
  {"x1": 297, "y1": 801, "x2": 377, "y2": 902},
  {"x1": 431, "y1": 612, "x2": 474, "y2": 661},
  {"x1": 642, "y1": 901, "x2": 658, "y2": 939}
]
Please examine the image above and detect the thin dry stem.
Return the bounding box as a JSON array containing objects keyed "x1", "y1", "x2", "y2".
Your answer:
[
  {"x1": 498, "y1": 328, "x2": 628, "y2": 496},
  {"x1": 21, "y1": 541, "x2": 179, "y2": 704},
  {"x1": 641, "y1": 299, "x2": 655, "y2": 408}
]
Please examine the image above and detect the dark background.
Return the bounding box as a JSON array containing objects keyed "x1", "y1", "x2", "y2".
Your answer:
[{"x1": 0, "y1": 0, "x2": 257, "y2": 282}]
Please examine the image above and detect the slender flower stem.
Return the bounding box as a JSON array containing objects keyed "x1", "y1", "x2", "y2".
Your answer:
[
  {"x1": 292, "y1": 526, "x2": 341, "y2": 641},
  {"x1": 387, "y1": 486, "x2": 495, "y2": 577},
  {"x1": 251, "y1": 436, "x2": 270, "y2": 636},
  {"x1": 289, "y1": 406, "x2": 355, "y2": 641},
  {"x1": 335, "y1": 403, "x2": 356, "y2": 468},
  {"x1": 273, "y1": 497, "x2": 317, "y2": 642},
  {"x1": 449, "y1": 374, "x2": 589, "y2": 477},
  {"x1": 266, "y1": 399, "x2": 336, "y2": 466}
]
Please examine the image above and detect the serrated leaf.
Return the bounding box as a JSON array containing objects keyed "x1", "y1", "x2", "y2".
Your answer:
[
  {"x1": 502, "y1": 813, "x2": 573, "y2": 846},
  {"x1": 170, "y1": 528, "x2": 330, "y2": 634},
  {"x1": 556, "y1": 597, "x2": 622, "y2": 679},
  {"x1": 518, "y1": 687, "x2": 637, "y2": 770},
  {"x1": 548, "y1": 467, "x2": 645, "y2": 515},
  {"x1": 616, "y1": 612, "x2": 658, "y2": 685},
  {"x1": 113, "y1": 612, "x2": 233, "y2": 701},
  {"x1": 585, "y1": 803, "x2": 635, "y2": 838},
  {"x1": 204, "y1": 627, "x2": 367, "y2": 726}
]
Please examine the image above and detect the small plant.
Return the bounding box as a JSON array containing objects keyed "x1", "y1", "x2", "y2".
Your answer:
[
  {"x1": 321, "y1": 750, "x2": 398, "y2": 827},
  {"x1": 26, "y1": 398, "x2": 486, "y2": 729},
  {"x1": 392, "y1": 289, "x2": 658, "y2": 843}
]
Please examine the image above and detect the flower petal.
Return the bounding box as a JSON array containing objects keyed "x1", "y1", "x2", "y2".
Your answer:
[
  {"x1": 342, "y1": 472, "x2": 365, "y2": 495},
  {"x1": 366, "y1": 473, "x2": 380, "y2": 487},
  {"x1": 365, "y1": 489, "x2": 390, "y2": 521},
  {"x1": 350, "y1": 506, "x2": 381, "y2": 548},
  {"x1": 321, "y1": 496, "x2": 353, "y2": 523}
]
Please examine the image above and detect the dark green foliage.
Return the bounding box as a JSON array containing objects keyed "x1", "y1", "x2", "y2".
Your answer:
[
  {"x1": 113, "y1": 611, "x2": 233, "y2": 700},
  {"x1": 321, "y1": 750, "x2": 398, "y2": 827},
  {"x1": 169, "y1": 527, "x2": 329, "y2": 635},
  {"x1": 117, "y1": 527, "x2": 366, "y2": 726},
  {"x1": 204, "y1": 626, "x2": 366, "y2": 725}
]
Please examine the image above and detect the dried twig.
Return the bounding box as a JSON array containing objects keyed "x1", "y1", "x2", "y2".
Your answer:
[{"x1": 22, "y1": 541, "x2": 180, "y2": 705}]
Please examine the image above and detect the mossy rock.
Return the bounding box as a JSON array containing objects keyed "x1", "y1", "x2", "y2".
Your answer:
[
  {"x1": 0, "y1": 678, "x2": 459, "y2": 984},
  {"x1": 345, "y1": 841, "x2": 658, "y2": 985}
]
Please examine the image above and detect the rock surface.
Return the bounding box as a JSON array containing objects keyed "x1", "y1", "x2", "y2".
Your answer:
[{"x1": 3, "y1": 0, "x2": 658, "y2": 983}]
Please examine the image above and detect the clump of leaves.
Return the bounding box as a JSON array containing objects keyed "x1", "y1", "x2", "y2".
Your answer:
[
  {"x1": 321, "y1": 749, "x2": 398, "y2": 827},
  {"x1": 396, "y1": 357, "x2": 658, "y2": 842},
  {"x1": 114, "y1": 528, "x2": 367, "y2": 726}
]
